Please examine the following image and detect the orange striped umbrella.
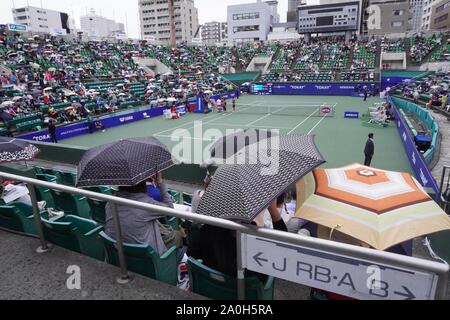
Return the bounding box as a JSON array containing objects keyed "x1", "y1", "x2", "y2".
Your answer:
[{"x1": 295, "y1": 163, "x2": 450, "y2": 250}]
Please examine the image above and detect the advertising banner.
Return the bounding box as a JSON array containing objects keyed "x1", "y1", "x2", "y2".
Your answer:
[
  {"x1": 18, "y1": 105, "x2": 169, "y2": 143},
  {"x1": 251, "y1": 83, "x2": 379, "y2": 96},
  {"x1": 18, "y1": 91, "x2": 238, "y2": 143}
]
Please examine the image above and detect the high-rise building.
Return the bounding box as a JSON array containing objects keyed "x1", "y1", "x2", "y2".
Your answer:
[
  {"x1": 287, "y1": 0, "x2": 305, "y2": 22},
  {"x1": 227, "y1": 0, "x2": 278, "y2": 43},
  {"x1": 429, "y1": 0, "x2": 450, "y2": 30},
  {"x1": 138, "y1": 0, "x2": 199, "y2": 44},
  {"x1": 422, "y1": 0, "x2": 443, "y2": 29},
  {"x1": 11, "y1": 6, "x2": 72, "y2": 35},
  {"x1": 266, "y1": 1, "x2": 281, "y2": 23},
  {"x1": 410, "y1": 0, "x2": 424, "y2": 31},
  {"x1": 366, "y1": 0, "x2": 410, "y2": 35},
  {"x1": 80, "y1": 9, "x2": 126, "y2": 39},
  {"x1": 201, "y1": 22, "x2": 228, "y2": 45}
]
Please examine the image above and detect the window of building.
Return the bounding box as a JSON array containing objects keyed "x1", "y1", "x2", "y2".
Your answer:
[
  {"x1": 434, "y1": 13, "x2": 448, "y2": 23},
  {"x1": 391, "y1": 21, "x2": 404, "y2": 27},
  {"x1": 393, "y1": 10, "x2": 404, "y2": 15},
  {"x1": 233, "y1": 25, "x2": 259, "y2": 33},
  {"x1": 436, "y1": 1, "x2": 450, "y2": 13},
  {"x1": 232, "y1": 12, "x2": 260, "y2": 20}
]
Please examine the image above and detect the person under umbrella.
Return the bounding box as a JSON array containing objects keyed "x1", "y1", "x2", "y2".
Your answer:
[
  {"x1": 188, "y1": 197, "x2": 286, "y2": 282},
  {"x1": 76, "y1": 137, "x2": 179, "y2": 256},
  {"x1": 189, "y1": 133, "x2": 325, "y2": 281}
]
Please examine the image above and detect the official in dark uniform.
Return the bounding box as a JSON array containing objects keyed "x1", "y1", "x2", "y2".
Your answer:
[
  {"x1": 48, "y1": 119, "x2": 58, "y2": 144},
  {"x1": 364, "y1": 133, "x2": 374, "y2": 166}
]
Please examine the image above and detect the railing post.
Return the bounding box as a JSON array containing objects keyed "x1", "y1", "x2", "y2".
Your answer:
[
  {"x1": 236, "y1": 230, "x2": 246, "y2": 300},
  {"x1": 110, "y1": 202, "x2": 131, "y2": 284},
  {"x1": 26, "y1": 184, "x2": 49, "y2": 253}
]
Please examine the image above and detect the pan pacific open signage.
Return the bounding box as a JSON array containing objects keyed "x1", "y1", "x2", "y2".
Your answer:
[
  {"x1": 242, "y1": 235, "x2": 444, "y2": 300},
  {"x1": 7, "y1": 23, "x2": 28, "y2": 32}
]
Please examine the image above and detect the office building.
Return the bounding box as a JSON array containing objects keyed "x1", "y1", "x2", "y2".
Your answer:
[
  {"x1": 429, "y1": 0, "x2": 450, "y2": 30},
  {"x1": 227, "y1": 0, "x2": 277, "y2": 43},
  {"x1": 201, "y1": 22, "x2": 228, "y2": 45},
  {"x1": 80, "y1": 9, "x2": 125, "y2": 38},
  {"x1": 139, "y1": 0, "x2": 199, "y2": 44},
  {"x1": 11, "y1": 5, "x2": 71, "y2": 35}
]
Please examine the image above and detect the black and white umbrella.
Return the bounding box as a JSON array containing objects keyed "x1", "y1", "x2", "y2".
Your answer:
[
  {"x1": 210, "y1": 128, "x2": 279, "y2": 159},
  {"x1": 0, "y1": 138, "x2": 40, "y2": 163},
  {"x1": 196, "y1": 134, "x2": 325, "y2": 222},
  {"x1": 76, "y1": 137, "x2": 175, "y2": 187}
]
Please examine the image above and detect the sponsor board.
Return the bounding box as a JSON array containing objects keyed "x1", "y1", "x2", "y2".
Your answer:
[
  {"x1": 18, "y1": 91, "x2": 238, "y2": 143},
  {"x1": 252, "y1": 83, "x2": 379, "y2": 95},
  {"x1": 345, "y1": 111, "x2": 360, "y2": 119}
]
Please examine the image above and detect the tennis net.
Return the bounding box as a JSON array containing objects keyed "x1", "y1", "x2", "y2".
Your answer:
[{"x1": 229, "y1": 103, "x2": 336, "y2": 117}]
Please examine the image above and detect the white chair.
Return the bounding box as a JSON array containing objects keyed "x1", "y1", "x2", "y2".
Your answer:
[
  {"x1": 163, "y1": 109, "x2": 172, "y2": 120},
  {"x1": 369, "y1": 112, "x2": 388, "y2": 126}
]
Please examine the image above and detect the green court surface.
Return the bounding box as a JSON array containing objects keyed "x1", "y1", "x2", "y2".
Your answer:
[{"x1": 63, "y1": 95, "x2": 412, "y2": 174}]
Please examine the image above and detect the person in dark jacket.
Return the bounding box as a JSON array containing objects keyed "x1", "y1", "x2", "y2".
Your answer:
[
  {"x1": 364, "y1": 133, "x2": 375, "y2": 166},
  {"x1": 48, "y1": 119, "x2": 57, "y2": 143},
  {"x1": 187, "y1": 198, "x2": 288, "y2": 283}
]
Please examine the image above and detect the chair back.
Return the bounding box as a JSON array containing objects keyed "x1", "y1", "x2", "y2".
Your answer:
[
  {"x1": 187, "y1": 257, "x2": 274, "y2": 300},
  {"x1": 99, "y1": 231, "x2": 177, "y2": 285}
]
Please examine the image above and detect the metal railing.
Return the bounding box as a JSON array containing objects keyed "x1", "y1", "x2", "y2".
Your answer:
[{"x1": 0, "y1": 171, "x2": 448, "y2": 300}]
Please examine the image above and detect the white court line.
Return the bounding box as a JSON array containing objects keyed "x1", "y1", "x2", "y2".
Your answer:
[
  {"x1": 307, "y1": 103, "x2": 337, "y2": 135},
  {"x1": 245, "y1": 113, "x2": 273, "y2": 127},
  {"x1": 155, "y1": 134, "x2": 215, "y2": 142},
  {"x1": 210, "y1": 122, "x2": 293, "y2": 130},
  {"x1": 151, "y1": 101, "x2": 259, "y2": 137},
  {"x1": 287, "y1": 107, "x2": 322, "y2": 135}
]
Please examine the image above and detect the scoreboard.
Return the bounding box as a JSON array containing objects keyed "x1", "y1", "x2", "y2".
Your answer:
[
  {"x1": 251, "y1": 83, "x2": 272, "y2": 95},
  {"x1": 297, "y1": 1, "x2": 360, "y2": 33}
]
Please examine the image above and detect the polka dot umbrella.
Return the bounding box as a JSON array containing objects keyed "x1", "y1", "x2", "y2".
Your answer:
[
  {"x1": 196, "y1": 134, "x2": 325, "y2": 223},
  {"x1": 76, "y1": 137, "x2": 176, "y2": 187},
  {"x1": 0, "y1": 138, "x2": 40, "y2": 164}
]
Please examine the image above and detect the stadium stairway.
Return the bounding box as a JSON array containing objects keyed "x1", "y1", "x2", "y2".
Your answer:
[
  {"x1": 0, "y1": 229, "x2": 206, "y2": 300},
  {"x1": 375, "y1": 39, "x2": 382, "y2": 70}
]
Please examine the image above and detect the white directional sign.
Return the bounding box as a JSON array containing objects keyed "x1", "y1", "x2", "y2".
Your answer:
[{"x1": 242, "y1": 235, "x2": 440, "y2": 300}]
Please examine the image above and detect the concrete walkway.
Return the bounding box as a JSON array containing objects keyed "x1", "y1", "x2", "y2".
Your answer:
[{"x1": 0, "y1": 230, "x2": 205, "y2": 300}]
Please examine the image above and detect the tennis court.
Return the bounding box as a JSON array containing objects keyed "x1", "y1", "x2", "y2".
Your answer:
[{"x1": 62, "y1": 94, "x2": 412, "y2": 173}]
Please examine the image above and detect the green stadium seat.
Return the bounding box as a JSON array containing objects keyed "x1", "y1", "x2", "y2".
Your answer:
[
  {"x1": 99, "y1": 231, "x2": 177, "y2": 285},
  {"x1": 58, "y1": 171, "x2": 77, "y2": 186},
  {"x1": 84, "y1": 186, "x2": 113, "y2": 195},
  {"x1": 34, "y1": 174, "x2": 56, "y2": 207},
  {"x1": 428, "y1": 231, "x2": 450, "y2": 264},
  {"x1": 42, "y1": 215, "x2": 105, "y2": 261},
  {"x1": 87, "y1": 198, "x2": 106, "y2": 224},
  {"x1": 168, "y1": 190, "x2": 181, "y2": 204},
  {"x1": 182, "y1": 192, "x2": 193, "y2": 206},
  {"x1": 50, "y1": 189, "x2": 91, "y2": 219},
  {"x1": 37, "y1": 170, "x2": 62, "y2": 183},
  {"x1": 187, "y1": 257, "x2": 274, "y2": 300},
  {"x1": 0, "y1": 202, "x2": 45, "y2": 235}
]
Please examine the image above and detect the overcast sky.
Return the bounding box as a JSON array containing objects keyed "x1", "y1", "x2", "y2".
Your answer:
[{"x1": 1, "y1": 0, "x2": 317, "y2": 39}]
